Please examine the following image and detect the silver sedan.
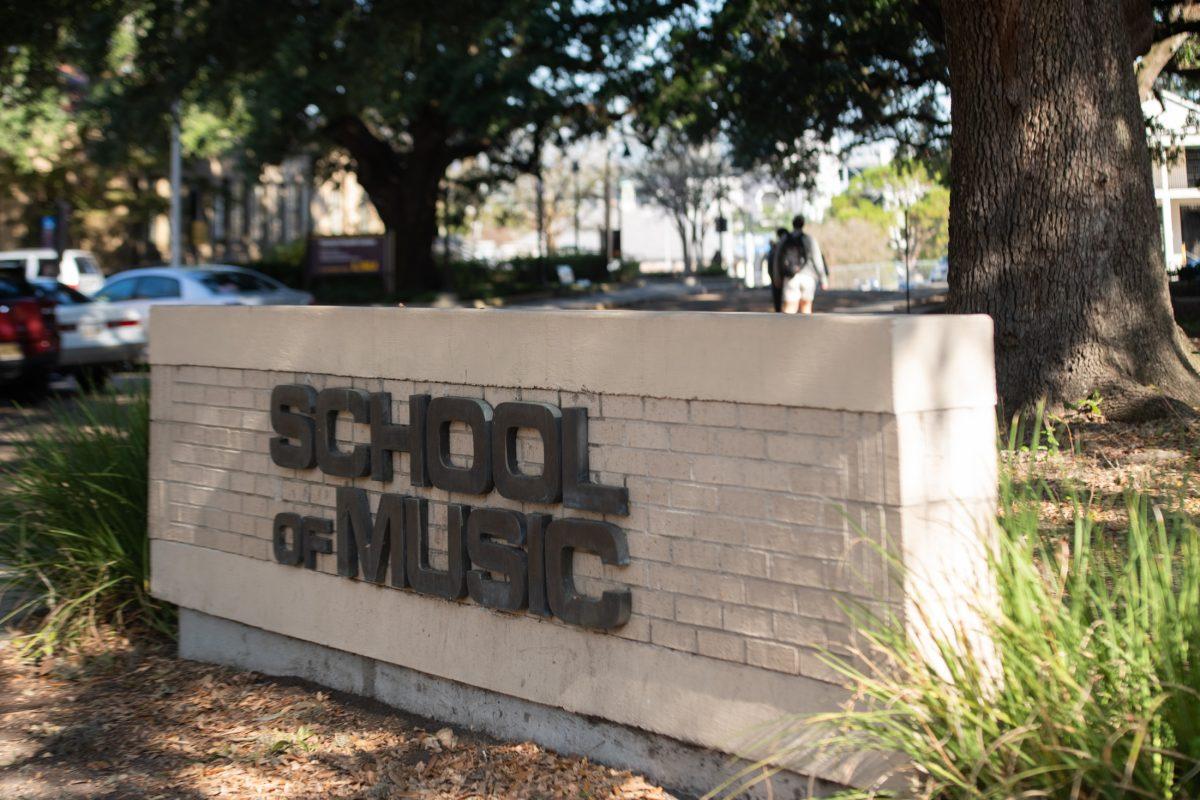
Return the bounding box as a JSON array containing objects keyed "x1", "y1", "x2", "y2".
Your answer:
[{"x1": 93, "y1": 265, "x2": 314, "y2": 318}]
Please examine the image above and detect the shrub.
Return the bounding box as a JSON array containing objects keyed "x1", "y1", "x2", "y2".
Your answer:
[
  {"x1": 0, "y1": 387, "x2": 172, "y2": 657},
  {"x1": 719, "y1": 416, "x2": 1200, "y2": 799},
  {"x1": 504, "y1": 253, "x2": 639, "y2": 284},
  {"x1": 697, "y1": 261, "x2": 729, "y2": 277},
  {"x1": 237, "y1": 239, "x2": 308, "y2": 287},
  {"x1": 306, "y1": 254, "x2": 641, "y2": 306}
]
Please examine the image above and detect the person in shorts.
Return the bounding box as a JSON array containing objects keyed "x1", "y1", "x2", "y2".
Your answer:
[
  {"x1": 773, "y1": 215, "x2": 829, "y2": 314},
  {"x1": 766, "y1": 227, "x2": 788, "y2": 312}
]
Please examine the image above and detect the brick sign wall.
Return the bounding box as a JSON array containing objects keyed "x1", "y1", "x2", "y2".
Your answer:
[{"x1": 147, "y1": 307, "x2": 997, "y2": 790}]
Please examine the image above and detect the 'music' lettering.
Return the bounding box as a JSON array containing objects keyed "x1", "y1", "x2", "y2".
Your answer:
[{"x1": 268, "y1": 385, "x2": 632, "y2": 630}]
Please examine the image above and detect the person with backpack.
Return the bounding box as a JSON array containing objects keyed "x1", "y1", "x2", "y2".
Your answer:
[
  {"x1": 765, "y1": 227, "x2": 789, "y2": 312},
  {"x1": 772, "y1": 214, "x2": 829, "y2": 314}
]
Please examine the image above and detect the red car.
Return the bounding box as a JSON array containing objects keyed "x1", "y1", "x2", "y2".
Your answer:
[{"x1": 0, "y1": 270, "x2": 59, "y2": 394}]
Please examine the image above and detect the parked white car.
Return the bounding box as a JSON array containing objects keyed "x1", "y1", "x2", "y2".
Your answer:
[
  {"x1": 0, "y1": 249, "x2": 106, "y2": 296},
  {"x1": 31, "y1": 280, "x2": 146, "y2": 385},
  {"x1": 93, "y1": 266, "x2": 314, "y2": 317}
]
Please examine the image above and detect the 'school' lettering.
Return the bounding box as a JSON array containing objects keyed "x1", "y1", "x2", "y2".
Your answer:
[{"x1": 268, "y1": 385, "x2": 632, "y2": 630}]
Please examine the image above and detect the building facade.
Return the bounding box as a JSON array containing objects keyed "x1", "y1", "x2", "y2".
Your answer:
[
  {"x1": 1147, "y1": 91, "x2": 1200, "y2": 270},
  {"x1": 147, "y1": 156, "x2": 384, "y2": 267}
]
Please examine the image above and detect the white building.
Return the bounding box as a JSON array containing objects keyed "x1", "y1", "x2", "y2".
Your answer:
[
  {"x1": 615, "y1": 137, "x2": 895, "y2": 272},
  {"x1": 146, "y1": 134, "x2": 896, "y2": 273},
  {"x1": 1146, "y1": 91, "x2": 1200, "y2": 270}
]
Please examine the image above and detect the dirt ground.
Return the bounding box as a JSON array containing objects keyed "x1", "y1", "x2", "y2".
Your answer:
[
  {"x1": 0, "y1": 638, "x2": 675, "y2": 800},
  {"x1": 0, "y1": 377, "x2": 682, "y2": 800},
  {"x1": 1003, "y1": 409, "x2": 1200, "y2": 534}
]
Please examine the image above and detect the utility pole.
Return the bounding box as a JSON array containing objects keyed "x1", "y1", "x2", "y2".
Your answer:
[
  {"x1": 169, "y1": 0, "x2": 184, "y2": 266},
  {"x1": 602, "y1": 145, "x2": 612, "y2": 263},
  {"x1": 535, "y1": 174, "x2": 546, "y2": 258},
  {"x1": 717, "y1": 178, "x2": 728, "y2": 274},
  {"x1": 615, "y1": 161, "x2": 623, "y2": 256},
  {"x1": 572, "y1": 160, "x2": 580, "y2": 252},
  {"x1": 903, "y1": 206, "x2": 911, "y2": 314},
  {"x1": 169, "y1": 102, "x2": 183, "y2": 267}
]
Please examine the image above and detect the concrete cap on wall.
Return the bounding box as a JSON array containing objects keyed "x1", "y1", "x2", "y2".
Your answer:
[{"x1": 149, "y1": 306, "x2": 995, "y2": 414}]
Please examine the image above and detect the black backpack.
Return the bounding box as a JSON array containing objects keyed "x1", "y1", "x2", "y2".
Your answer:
[{"x1": 776, "y1": 232, "x2": 810, "y2": 280}]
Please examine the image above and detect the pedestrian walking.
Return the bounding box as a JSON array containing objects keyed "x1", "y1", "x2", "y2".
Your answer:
[
  {"x1": 766, "y1": 227, "x2": 788, "y2": 313},
  {"x1": 772, "y1": 215, "x2": 829, "y2": 315}
]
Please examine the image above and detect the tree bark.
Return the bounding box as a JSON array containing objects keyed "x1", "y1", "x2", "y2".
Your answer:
[{"x1": 942, "y1": 0, "x2": 1200, "y2": 418}]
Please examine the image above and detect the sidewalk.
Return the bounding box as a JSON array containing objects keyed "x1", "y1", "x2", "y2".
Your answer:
[
  {"x1": 507, "y1": 277, "x2": 714, "y2": 310},
  {"x1": 508, "y1": 276, "x2": 947, "y2": 314}
]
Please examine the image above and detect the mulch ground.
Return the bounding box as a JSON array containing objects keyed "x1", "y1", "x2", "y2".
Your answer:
[
  {"x1": 1002, "y1": 409, "x2": 1200, "y2": 532},
  {"x1": 0, "y1": 637, "x2": 674, "y2": 800}
]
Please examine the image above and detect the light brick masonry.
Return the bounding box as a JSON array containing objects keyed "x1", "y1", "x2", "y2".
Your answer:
[
  {"x1": 150, "y1": 366, "x2": 995, "y2": 684},
  {"x1": 147, "y1": 306, "x2": 997, "y2": 788}
]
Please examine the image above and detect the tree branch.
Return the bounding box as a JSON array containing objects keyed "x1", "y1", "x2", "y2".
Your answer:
[
  {"x1": 1135, "y1": 3, "x2": 1200, "y2": 97},
  {"x1": 323, "y1": 115, "x2": 405, "y2": 220},
  {"x1": 1125, "y1": 0, "x2": 1155, "y2": 57},
  {"x1": 1139, "y1": 31, "x2": 1190, "y2": 98},
  {"x1": 909, "y1": 0, "x2": 945, "y2": 45}
]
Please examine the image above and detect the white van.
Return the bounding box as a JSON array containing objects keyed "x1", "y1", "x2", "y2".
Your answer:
[{"x1": 0, "y1": 249, "x2": 106, "y2": 296}]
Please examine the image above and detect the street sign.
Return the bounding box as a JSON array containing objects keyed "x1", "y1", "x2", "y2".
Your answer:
[
  {"x1": 40, "y1": 215, "x2": 56, "y2": 248},
  {"x1": 307, "y1": 235, "x2": 392, "y2": 279}
]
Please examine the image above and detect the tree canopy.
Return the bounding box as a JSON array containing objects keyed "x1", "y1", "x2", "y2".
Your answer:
[
  {"x1": 631, "y1": 130, "x2": 726, "y2": 273},
  {"x1": 634, "y1": 0, "x2": 947, "y2": 184},
  {"x1": 828, "y1": 163, "x2": 949, "y2": 263},
  {"x1": 5, "y1": 0, "x2": 674, "y2": 290},
  {"x1": 143, "y1": 0, "x2": 671, "y2": 290}
]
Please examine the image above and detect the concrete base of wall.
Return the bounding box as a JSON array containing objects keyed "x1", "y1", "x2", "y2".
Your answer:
[{"x1": 179, "y1": 608, "x2": 844, "y2": 799}]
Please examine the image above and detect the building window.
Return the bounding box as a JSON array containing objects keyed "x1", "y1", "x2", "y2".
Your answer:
[
  {"x1": 213, "y1": 191, "x2": 226, "y2": 242},
  {"x1": 293, "y1": 180, "x2": 307, "y2": 240},
  {"x1": 229, "y1": 183, "x2": 243, "y2": 240},
  {"x1": 1186, "y1": 148, "x2": 1200, "y2": 188},
  {"x1": 251, "y1": 184, "x2": 265, "y2": 243}
]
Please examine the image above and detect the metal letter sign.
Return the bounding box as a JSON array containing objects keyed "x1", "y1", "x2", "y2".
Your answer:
[
  {"x1": 267, "y1": 386, "x2": 632, "y2": 631},
  {"x1": 492, "y1": 402, "x2": 562, "y2": 503}
]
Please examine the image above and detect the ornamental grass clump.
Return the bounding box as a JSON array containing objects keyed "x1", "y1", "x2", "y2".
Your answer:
[
  {"x1": 717, "y1": 416, "x2": 1200, "y2": 799},
  {"x1": 0, "y1": 388, "x2": 172, "y2": 657}
]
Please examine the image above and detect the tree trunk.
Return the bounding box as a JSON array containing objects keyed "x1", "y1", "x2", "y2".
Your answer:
[
  {"x1": 674, "y1": 216, "x2": 692, "y2": 273},
  {"x1": 381, "y1": 164, "x2": 443, "y2": 295},
  {"x1": 693, "y1": 219, "x2": 709, "y2": 271},
  {"x1": 327, "y1": 116, "x2": 446, "y2": 294},
  {"x1": 534, "y1": 137, "x2": 547, "y2": 258},
  {"x1": 942, "y1": 0, "x2": 1200, "y2": 418}
]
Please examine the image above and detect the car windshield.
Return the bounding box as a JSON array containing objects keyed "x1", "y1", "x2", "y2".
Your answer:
[
  {"x1": 197, "y1": 270, "x2": 278, "y2": 295},
  {"x1": 94, "y1": 278, "x2": 137, "y2": 302},
  {"x1": 75, "y1": 255, "x2": 102, "y2": 275},
  {"x1": 33, "y1": 283, "x2": 89, "y2": 305},
  {"x1": 0, "y1": 268, "x2": 32, "y2": 299}
]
